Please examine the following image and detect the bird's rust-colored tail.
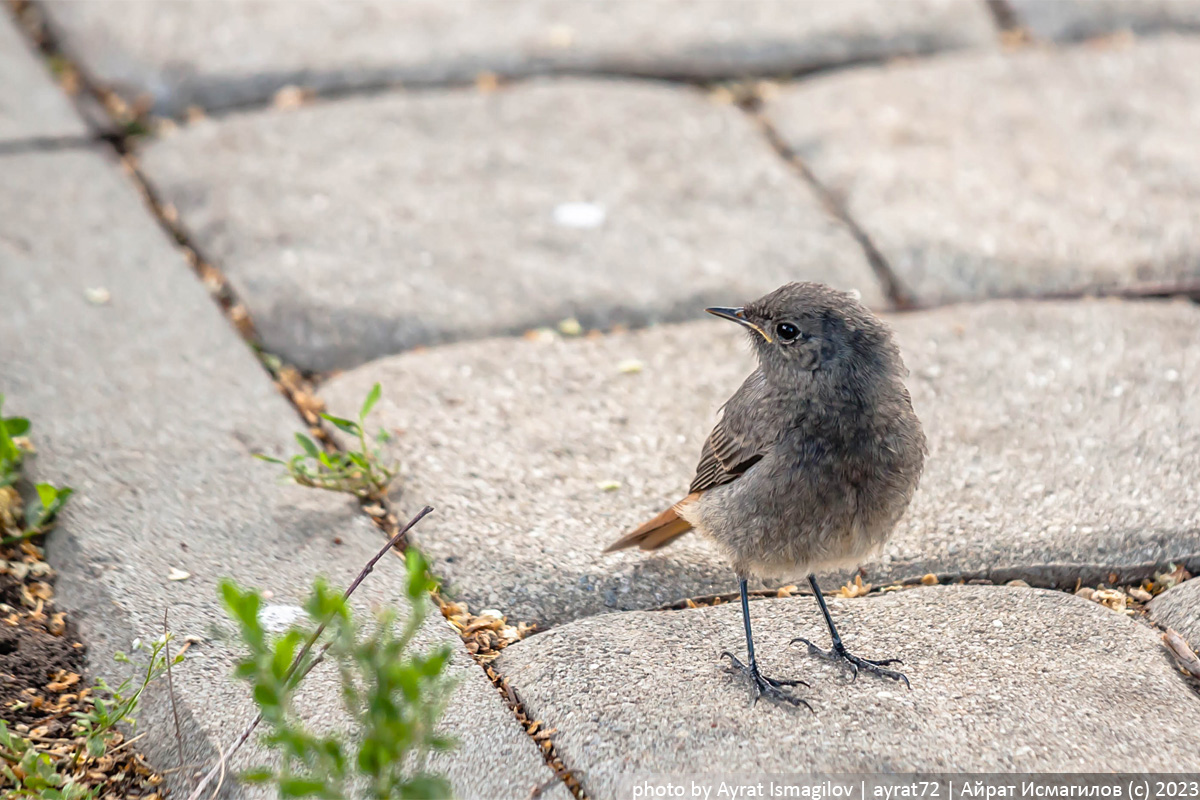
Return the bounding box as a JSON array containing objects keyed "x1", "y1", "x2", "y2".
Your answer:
[{"x1": 604, "y1": 493, "x2": 700, "y2": 552}]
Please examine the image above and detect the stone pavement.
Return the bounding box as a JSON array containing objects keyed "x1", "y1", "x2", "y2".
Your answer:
[
  {"x1": 497, "y1": 586, "x2": 1200, "y2": 795},
  {"x1": 0, "y1": 13, "x2": 88, "y2": 146},
  {"x1": 765, "y1": 35, "x2": 1200, "y2": 305},
  {"x1": 39, "y1": 0, "x2": 995, "y2": 115},
  {"x1": 5, "y1": 1, "x2": 1200, "y2": 798},
  {"x1": 135, "y1": 78, "x2": 881, "y2": 371},
  {"x1": 1008, "y1": 0, "x2": 1200, "y2": 42},
  {"x1": 0, "y1": 150, "x2": 567, "y2": 800}
]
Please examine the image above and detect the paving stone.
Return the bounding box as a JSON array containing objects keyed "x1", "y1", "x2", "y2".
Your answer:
[
  {"x1": 1009, "y1": 0, "x2": 1200, "y2": 42},
  {"x1": 40, "y1": 0, "x2": 996, "y2": 115},
  {"x1": 0, "y1": 149, "x2": 569, "y2": 800},
  {"x1": 320, "y1": 298, "x2": 1200, "y2": 628},
  {"x1": 0, "y1": 14, "x2": 88, "y2": 145},
  {"x1": 137, "y1": 78, "x2": 882, "y2": 372},
  {"x1": 765, "y1": 36, "x2": 1200, "y2": 304},
  {"x1": 496, "y1": 584, "x2": 1200, "y2": 795},
  {"x1": 1149, "y1": 577, "x2": 1200, "y2": 654}
]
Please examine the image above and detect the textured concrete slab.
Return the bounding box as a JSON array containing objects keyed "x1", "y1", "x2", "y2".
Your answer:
[
  {"x1": 1009, "y1": 0, "x2": 1200, "y2": 42},
  {"x1": 766, "y1": 37, "x2": 1200, "y2": 304},
  {"x1": 41, "y1": 0, "x2": 995, "y2": 115},
  {"x1": 320, "y1": 298, "x2": 1200, "y2": 627},
  {"x1": 1149, "y1": 578, "x2": 1200, "y2": 654},
  {"x1": 0, "y1": 149, "x2": 567, "y2": 800},
  {"x1": 0, "y1": 14, "x2": 88, "y2": 145},
  {"x1": 138, "y1": 78, "x2": 881, "y2": 371},
  {"x1": 496, "y1": 585, "x2": 1200, "y2": 796}
]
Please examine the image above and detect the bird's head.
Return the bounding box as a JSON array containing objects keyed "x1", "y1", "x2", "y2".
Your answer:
[{"x1": 706, "y1": 282, "x2": 901, "y2": 390}]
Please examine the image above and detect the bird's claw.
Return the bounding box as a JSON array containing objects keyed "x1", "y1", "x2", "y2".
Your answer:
[
  {"x1": 720, "y1": 651, "x2": 814, "y2": 711},
  {"x1": 790, "y1": 637, "x2": 911, "y2": 689}
]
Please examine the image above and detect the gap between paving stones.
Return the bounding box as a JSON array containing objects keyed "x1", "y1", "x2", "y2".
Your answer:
[
  {"x1": 7, "y1": 9, "x2": 589, "y2": 795},
  {"x1": 741, "y1": 94, "x2": 915, "y2": 309},
  {"x1": 23, "y1": 0, "x2": 969, "y2": 125},
  {"x1": 984, "y1": 0, "x2": 1026, "y2": 36},
  {"x1": 740, "y1": 78, "x2": 1200, "y2": 313},
  {"x1": 119, "y1": 109, "x2": 596, "y2": 800}
]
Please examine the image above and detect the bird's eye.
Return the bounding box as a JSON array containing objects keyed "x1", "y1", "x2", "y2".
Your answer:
[{"x1": 775, "y1": 322, "x2": 800, "y2": 343}]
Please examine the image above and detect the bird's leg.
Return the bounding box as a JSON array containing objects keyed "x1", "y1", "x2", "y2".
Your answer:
[
  {"x1": 791, "y1": 575, "x2": 911, "y2": 688},
  {"x1": 720, "y1": 578, "x2": 813, "y2": 710}
]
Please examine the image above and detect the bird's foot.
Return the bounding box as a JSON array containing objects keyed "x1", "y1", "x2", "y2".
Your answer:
[
  {"x1": 720, "y1": 651, "x2": 813, "y2": 711},
  {"x1": 790, "y1": 637, "x2": 911, "y2": 689}
]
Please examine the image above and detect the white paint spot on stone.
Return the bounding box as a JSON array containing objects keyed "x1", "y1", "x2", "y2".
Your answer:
[
  {"x1": 260, "y1": 604, "x2": 306, "y2": 633},
  {"x1": 553, "y1": 202, "x2": 606, "y2": 229}
]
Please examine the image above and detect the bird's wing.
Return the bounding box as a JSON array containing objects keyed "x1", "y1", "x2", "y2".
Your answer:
[
  {"x1": 605, "y1": 370, "x2": 778, "y2": 554},
  {"x1": 688, "y1": 370, "x2": 775, "y2": 494}
]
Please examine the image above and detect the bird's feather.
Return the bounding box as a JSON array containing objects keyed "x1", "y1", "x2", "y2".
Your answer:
[
  {"x1": 608, "y1": 370, "x2": 781, "y2": 552},
  {"x1": 603, "y1": 493, "x2": 701, "y2": 551}
]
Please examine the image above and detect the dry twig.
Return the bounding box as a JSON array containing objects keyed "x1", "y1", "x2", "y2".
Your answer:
[
  {"x1": 165, "y1": 608, "x2": 186, "y2": 772},
  {"x1": 1163, "y1": 628, "x2": 1200, "y2": 679}
]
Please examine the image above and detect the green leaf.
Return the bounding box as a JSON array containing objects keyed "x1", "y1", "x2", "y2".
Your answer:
[
  {"x1": 253, "y1": 682, "x2": 280, "y2": 710},
  {"x1": 405, "y1": 549, "x2": 431, "y2": 600},
  {"x1": 254, "y1": 453, "x2": 287, "y2": 465},
  {"x1": 401, "y1": 776, "x2": 453, "y2": 799},
  {"x1": 49, "y1": 486, "x2": 73, "y2": 512},
  {"x1": 319, "y1": 413, "x2": 360, "y2": 436},
  {"x1": 360, "y1": 383, "x2": 382, "y2": 420},
  {"x1": 277, "y1": 777, "x2": 335, "y2": 798},
  {"x1": 419, "y1": 646, "x2": 452, "y2": 677},
  {"x1": 240, "y1": 767, "x2": 275, "y2": 783},
  {"x1": 35, "y1": 483, "x2": 57, "y2": 508},
  {"x1": 295, "y1": 433, "x2": 320, "y2": 459},
  {"x1": 4, "y1": 417, "x2": 30, "y2": 437}
]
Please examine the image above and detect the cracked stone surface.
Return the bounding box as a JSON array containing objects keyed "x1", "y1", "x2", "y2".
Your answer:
[
  {"x1": 765, "y1": 36, "x2": 1200, "y2": 305},
  {"x1": 496, "y1": 585, "x2": 1200, "y2": 797},
  {"x1": 0, "y1": 149, "x2": 569, "y2": 800},
  {"x1": 0, "y1": 14, "x2": 88, "y2": 145},
  {"x1": 1149, "y1": 577, "x2": 1200, "y2": 654},
  {"x1": 40, "y1": 0, "x2": 995, "y2": 115},
  {"x1": 321, "y1": 299, "x2": 1200, "y2": 628},
  {"x1": 1009, "y1": 0, "x2": 1200, "y2": 41},
  {"x1": 137, "y1": 78, "x2": 881, "y2": 371}
]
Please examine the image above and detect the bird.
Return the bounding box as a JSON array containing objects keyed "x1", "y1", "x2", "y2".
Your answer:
[{"x1": 605, "y1": 282, "x2": 926, "y2": 708}]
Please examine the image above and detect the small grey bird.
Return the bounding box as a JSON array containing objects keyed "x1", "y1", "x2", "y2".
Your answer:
[{"x1": 606, "y1": 282, "x2": 925, "y2": 708}]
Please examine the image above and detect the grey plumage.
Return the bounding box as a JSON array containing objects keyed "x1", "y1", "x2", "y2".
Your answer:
[{"x1": 606, "y1": 281, "x2": 926, "y2": 705}]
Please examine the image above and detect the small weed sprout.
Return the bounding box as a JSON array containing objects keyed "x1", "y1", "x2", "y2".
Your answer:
[
  {"x1": 257, "y1": 382, "x2": 397, "y2": 500},
  {"x1": 0, "y1": 394, "x2": 73, "y2": 545},
  {"x1": 72, "y1": 636, "x2": 184, "y2": 761},
  {"x1": 222, "y1": 547, "x2": 456, "y2": 799}
]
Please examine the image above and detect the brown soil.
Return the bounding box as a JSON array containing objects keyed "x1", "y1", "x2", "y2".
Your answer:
[{"x1": 0, "y1": 613, "x2": 86, "y2": 731}]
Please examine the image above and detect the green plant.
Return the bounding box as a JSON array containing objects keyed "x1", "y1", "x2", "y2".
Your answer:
[
  {"x1": 0, "y1": 638, "x2": 181, "y2": 799},
  {"x1": 72, "y1": 635, "x2": 183, "y2": 761},
  {"x1": 0, "y1": 721, "x2": 95, "y2": 800},
  {"x1": 257, "y1": 383, "x2": 397, "y2": 500},
  {"x1": 0, "y1": 395, "x2": 73, "y2": 547},
  {"x1": 1, "y1": 393, "x2": 30, "y2": 487},
  {"x1": 221, "y1": 546, "x2": 456, "y2": 799}
]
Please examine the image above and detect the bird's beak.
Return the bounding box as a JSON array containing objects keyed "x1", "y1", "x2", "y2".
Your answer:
[{"x1": 705, "y1": 306, "x2": 773, "y2": 342}]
